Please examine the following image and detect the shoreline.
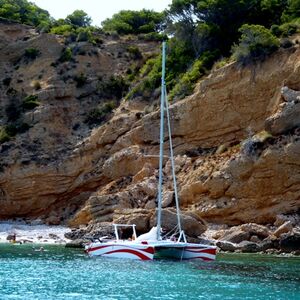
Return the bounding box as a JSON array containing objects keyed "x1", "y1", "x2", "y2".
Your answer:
[{"x1": 0, "y1": 220, "x2": 71, "y2": 245}]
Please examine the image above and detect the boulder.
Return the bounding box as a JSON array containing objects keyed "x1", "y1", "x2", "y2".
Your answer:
[
  {"x1": 216, "y1": 241, "x2": 237, "y2": 252},
  {"x1": 151, "y1": 208, "x2": 207, "y2": 237},
  {"x1": 273, "y1": 221, "x2": 293, "y2": 237},
  {"x1": 280, "y1": 86, "x2": 300, "y2": 102},
  {"x1": 220, "y1": 229, "x2": 250, "y2": 244},
  {"x1": 279, "y1": 233, "x2": 300, "y2": 252},
  {"x1": 274, "y1": 214, "x2": 287, "y2": 226},
  {"x1": 162, "y1": 191, "x2": 174, "y2": 208},
  {"x1": 132, "y1": 163, "x2": 155, "y2": 183},
  {"x1": 45, "y1": 215, "x2": 60, "y2": 225},
  {"x1": 265, "y1": 87, "x2": 300, "y2": 135},
  {"x1": 240, "y1": 223, "x2": 270, "y2": 239},
  {"x1": 113, "y1": 209, "x2": 152, "y2": 232},
  {"x1": 65, "y1": 228, "x2": 87, "y2": 240},
  {"x1": 145, "y1": 200, "x2": 156, "y2": 209},
  {"x1": 6, "y1": 234, "x2": 16, "y2": 241},
  {"x1": 238, "y1": 241, "x2": 260, "y2": 253},
  {"x1": 48, "y1": 233, "x2": 59, "y2": 240},
  {"x1": 250, "y1": 235, "x2": 260, "y2": 243},
  {"x1": 65, "y1": 239, "x2": 86, "y2": 248},
  {"x1": 258, "y1": 240, "x2": 274, "y2": 252}
]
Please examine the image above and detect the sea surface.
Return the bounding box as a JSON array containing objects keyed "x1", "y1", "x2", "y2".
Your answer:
[{"x1": 0, "y1": 244, "x2": 299, "y2": 300}]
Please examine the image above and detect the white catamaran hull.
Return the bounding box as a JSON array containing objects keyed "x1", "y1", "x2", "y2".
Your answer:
[
  {"x1": 85, "y1": 242, "x2": 155, "y2": 260},
  {"x1": 85, "y1": 241, "x2": 216, "y2": 261}
]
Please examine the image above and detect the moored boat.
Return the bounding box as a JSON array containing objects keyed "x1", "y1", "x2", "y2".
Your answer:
[{"x1": 85, "y1": 42, "x2": 217, "y2": 261}]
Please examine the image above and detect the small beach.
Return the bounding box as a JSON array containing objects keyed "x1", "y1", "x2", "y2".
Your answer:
[{"x1": 0, "y1": 220, "x2": 71, "y2": 244}]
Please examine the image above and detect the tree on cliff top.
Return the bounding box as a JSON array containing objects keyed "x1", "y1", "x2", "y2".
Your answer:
[
  {"x1": 281, "y1": 0, "x2": 300, "y2": 22},
  {"x1": 0, "y1": 0, "x2": 51, "y2": 27},
  {"x1": 66, "y1": 10, "x2": 92, "y2": 27},
  {"x1": 101, "y1": 9, "x2": 165, "y2": 34},
  {"x1": 166, "y1": 0, "x2": 288, "y2": 59},
  {"x1": 232, "y1": 24, "x2": 280, "y2": 65}
]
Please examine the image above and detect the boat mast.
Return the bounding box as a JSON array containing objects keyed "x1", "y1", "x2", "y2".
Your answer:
[
  {"x1": 164, "y1": 86, "x2": 182, "y2": 234},
  {"x1": 156, "y1": 41, "x2": 166, "y2": 241}
]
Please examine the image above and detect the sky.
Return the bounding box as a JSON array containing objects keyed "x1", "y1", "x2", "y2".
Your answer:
[{"x1": 31, "y1": 0, "x2": 173, "y2": 25}]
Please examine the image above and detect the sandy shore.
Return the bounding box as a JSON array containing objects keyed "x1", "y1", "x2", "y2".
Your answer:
[{"x1": 0, "y1": 220, "x2": 71, "y2": 244}]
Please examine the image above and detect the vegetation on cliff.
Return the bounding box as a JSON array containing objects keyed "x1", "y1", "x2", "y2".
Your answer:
[
  {"x1": 0, "y1": 0, "x2": 51, "y2": 28},
  {"x1": 0, "y1": 0, "x2": 300, "y2": 106}
]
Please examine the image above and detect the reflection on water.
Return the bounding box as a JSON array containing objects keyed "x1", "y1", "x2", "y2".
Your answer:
[{"x1": 191, "y1": 253, "x2": 300, "y2": 284}]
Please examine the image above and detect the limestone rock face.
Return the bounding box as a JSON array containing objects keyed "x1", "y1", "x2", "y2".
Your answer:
[
  {"x1": 0, "y1": 21, "x2": 300, "y2": 237},
  {"x1": 181, "y1": 137, "x2": 300, "y2": 224},
  {"x1": 265, "y1": 86, "x2": 300, "y2": 135}
]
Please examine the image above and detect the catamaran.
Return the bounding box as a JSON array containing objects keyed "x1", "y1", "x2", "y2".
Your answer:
[{"x1": 85, "y1": 42, "x2": 217, "y2": 261}]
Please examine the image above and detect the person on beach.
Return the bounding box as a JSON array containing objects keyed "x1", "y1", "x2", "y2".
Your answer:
[{"x1": 9, "y1": 233, "x2": 17, "y2": 243}]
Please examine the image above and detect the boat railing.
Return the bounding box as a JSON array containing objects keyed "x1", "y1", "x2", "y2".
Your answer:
[{"x1": 112, "y1": 224, "x2": 137, "y2": 241}]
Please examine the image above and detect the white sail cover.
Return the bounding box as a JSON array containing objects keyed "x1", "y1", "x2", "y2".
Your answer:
[{"x1": 136, "y1": 227, "x2": 158, "y2": 242}]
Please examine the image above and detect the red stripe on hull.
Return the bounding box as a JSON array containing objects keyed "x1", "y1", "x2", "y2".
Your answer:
[
  {"x1": 185, "y1": 248, "x2": 216, "y2": 255},
  {"x1": 87, "y1": 245, "x2": 154, "y2": 254},
  {"x1": 106, "y1": 249, "x2": 152, "y2": 260}
]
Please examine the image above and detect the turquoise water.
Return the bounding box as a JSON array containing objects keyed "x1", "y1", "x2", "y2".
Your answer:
[{"x1": 0, "y1": 244, "x2": 299, "y2": 300}]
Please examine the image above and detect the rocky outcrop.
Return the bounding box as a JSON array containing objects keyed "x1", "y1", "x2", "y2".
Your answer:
[
  {"x1": 213, "y1": 221, "x2": 299, "y2": 253},
  {"x1": 265, "y1": 86, "x2": 300, "y2": 135},
  {"x1": 178, "y1": 134, "x2": 300, "y2": 224}
]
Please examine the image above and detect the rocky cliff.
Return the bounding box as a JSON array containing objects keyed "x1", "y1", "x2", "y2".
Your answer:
[{"x1": 0, "y1": 21, "x2": 299, "y2": 243}]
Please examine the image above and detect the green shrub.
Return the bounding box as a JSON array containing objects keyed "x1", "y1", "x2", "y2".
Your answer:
[
  {"x1": 0, "y1": 126, "x2": 11, "y2": 144},
  {"x1": 59, "y1": 47, "x2": 73, "y2": 63},
  {"x1": 74, "y1": 73, "x2": 87, "y2": 87},
  {"x1": 169, "y1": 51, "x2": 219, "y2": 100},
  {"x1": 98, "y1": 76, "x2": 129, "y2": 98},
  {"x1": 127, "y1": 46, "x2": 142, "y2": 59},
  {"x1": 32, "y1": 80, "x2": 41, "y2": 90},
  {"x1": 5, "y1": 124, "x2": 18, "y2": 136},
  {"x1": 213, "y1": 57, "x2": 232, "y2": 70},
  {"x1": 270, "y1": 24, "x2": 281, "y2": 37},
  {"x1": 0, "y1": 122, "x2": 30, "y2": 144},
  {"x1": 85, "y1": 101, "x2": 116, "y2": 125},
  {"x1": 24, "y1": 48, "x2": 40, "y2": 59},
  {"x1": 232, "y1": 24, "x2": 280, "y2": 65},
  {"x1": 76, "y1": 27, "x2": 93, "y2": 42},
  {"x1": 127, "y1": 55, "x2": 162, "y2": 101},
  {"x1": 279, "y1": 22, "x2": 299, "y2": 37},
  {"x1": 271, "y1": 21, "x2": 300, "y2": 37},
  {"x1": 50, "y1": 25, "x2": 74, "y2": 36},
  {"x1": 137, "y1": 32, "x2": 166, "y2": 41},
  {"x1": 22, "y1": 95, "x2": 40, "y2": 110}
]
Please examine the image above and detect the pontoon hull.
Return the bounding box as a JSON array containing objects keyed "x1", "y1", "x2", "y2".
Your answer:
[
  {"x1": 85, "y1": 242, "x2": 155, "y2": 260},
  {"x1": 154, "y1": 245, "x2": 217, "y2": 261}
]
